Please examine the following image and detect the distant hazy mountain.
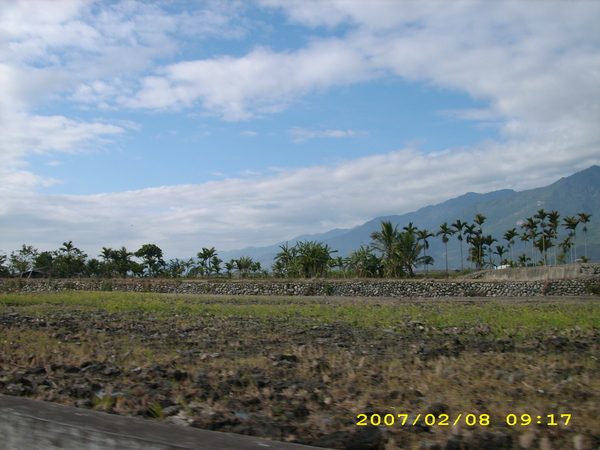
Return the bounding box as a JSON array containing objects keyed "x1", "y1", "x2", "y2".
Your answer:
[{"x1": 220, "y1": 165, "x2": 600, "y2": 269}]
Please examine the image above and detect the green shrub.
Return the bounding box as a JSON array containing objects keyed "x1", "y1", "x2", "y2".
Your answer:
[{"x1": 587, "y1": 283, "x2": 600, "y2": 296}]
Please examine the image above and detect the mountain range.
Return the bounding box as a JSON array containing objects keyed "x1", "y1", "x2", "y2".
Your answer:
[{"x1": 219, "y1": 165, "x2": 600, "y2": 270}]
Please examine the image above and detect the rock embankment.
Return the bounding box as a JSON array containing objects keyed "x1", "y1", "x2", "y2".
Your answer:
[{"x1": 1, "y1": 277, "x2": 598, "y2": 297}]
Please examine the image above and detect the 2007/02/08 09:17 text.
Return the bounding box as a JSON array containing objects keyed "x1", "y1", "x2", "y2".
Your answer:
[{"x1": 356, "y1": 413, "x2": 572, "y2": 427}]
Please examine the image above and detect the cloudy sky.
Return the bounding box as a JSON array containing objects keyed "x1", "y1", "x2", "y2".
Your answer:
[{"x1": 2, "y1": 0, "x2": 600, "y2": 261}]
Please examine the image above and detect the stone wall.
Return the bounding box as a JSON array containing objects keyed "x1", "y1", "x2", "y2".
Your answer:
[{"x1": 1, "y1": 277, "x2": 598, "y2": 298}]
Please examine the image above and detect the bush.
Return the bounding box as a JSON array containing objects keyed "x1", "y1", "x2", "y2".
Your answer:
[
  {"x1": 324, "y1": 284, "x2": 335, "y2": 296},
  {"x1": 587, "y1": 283, "x2": 600, "y2": 296}
]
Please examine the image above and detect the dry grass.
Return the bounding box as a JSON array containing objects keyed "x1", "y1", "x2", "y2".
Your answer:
[{"x1": 1, "y1": 291, "x2": 599, "y2": 449}]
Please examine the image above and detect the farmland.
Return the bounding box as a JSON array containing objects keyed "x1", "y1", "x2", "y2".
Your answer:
[{"x1": 1, "y1": 291, "x2": 599, "y2": 449}]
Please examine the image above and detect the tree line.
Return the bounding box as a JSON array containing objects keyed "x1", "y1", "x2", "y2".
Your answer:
[{"x1": 0, "y1": 209, "x2": 592, "y2": 279}]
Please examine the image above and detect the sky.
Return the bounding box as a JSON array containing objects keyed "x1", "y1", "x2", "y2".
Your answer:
[{"x1": 1, "y1": 0, "x2": 600, "y2": 262}]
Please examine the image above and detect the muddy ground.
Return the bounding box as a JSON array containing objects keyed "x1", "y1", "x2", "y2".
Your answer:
[{"x1": 1, "y1": 295, "x2": 599, "y2": 449}]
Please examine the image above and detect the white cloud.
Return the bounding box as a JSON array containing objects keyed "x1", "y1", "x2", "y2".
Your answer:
[
  {"x1": 288, "y1": 127, "x2": 368, "y2": 142},
  {"x1": 125, "y1": 39, "x2": 373, "y2": 119},
  {"x1": 2, "y1": 1, "x2": 600, "y2": 259},
  {"x1": 3, "y1": 138, "x2": 597, "y2": 258},
  {"x1": 0, "y1": 111, "x2": 125, "y2": 194}
]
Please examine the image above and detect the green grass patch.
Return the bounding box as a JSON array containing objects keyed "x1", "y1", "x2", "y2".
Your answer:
[{"x1": 2, "y1": 291, "x2": 599, "y2": 338}]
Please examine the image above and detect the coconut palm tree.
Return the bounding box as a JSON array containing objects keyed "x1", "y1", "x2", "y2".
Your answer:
[
  {"x1": 394, "y1": 230, "x2": 425, "y2": 278},
  {"x1": 437, "y1": 222, "x2": 454, "y2": 277},
  {"x1": 370, "y1": 221, "x2": 400, "y2": 277}
]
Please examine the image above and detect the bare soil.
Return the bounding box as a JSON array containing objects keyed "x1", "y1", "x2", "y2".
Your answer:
[{"x1": 1, "y1": 295, "x2": 599, "y2": 450}]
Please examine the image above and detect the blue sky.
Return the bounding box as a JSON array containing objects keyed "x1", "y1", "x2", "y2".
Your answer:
[{"x1": 2, "y1": 0, "x2": 600, "y2": 260}]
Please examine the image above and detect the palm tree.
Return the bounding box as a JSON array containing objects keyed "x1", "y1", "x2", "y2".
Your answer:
[
  {"x1": 518, "y1": 253, "x2": 531, "y2": 268},
  {"x1": 503, "y1": 228, "x2": 518, "y2": 266},
  {"x1": 463, "y1": 223, "x2": 477, "y2": 270},
  {"x1": 437, "y1": 222, "x2": 454, "y2": 277},
  {"x1": 234, "y1": 256, "x2": 253, "y2": 278},
  {"x1": 451, "y1": 220, "x2": 466, "y2": 272},
  {"x1": 521, "y1": 217, "x2": 539, "y2": 265},
  {"x1": 494, "y1": 245, "x2": 507, "y2": 266},
  {"x1": 558, "y1": 237, "x2": 573, "y2": 265},
  {"x1": 483, "y1": 235, "x2": 497, "y2": 268},
  {"x1": 577, "y1": 213, "x2": 592, "y2": 260},
  {"x1": 519, "y1": 231, "x2": 531, "y2": 266},
  {"x1": 275, "y1": 242, "x2": 298, "y2": 277},
  {"x1": 296, "y1": 240, "x2": 337, "y2": 278},
  {"x1": 473, "y1": 214, "x2": 487, "y2": 264},
  {"x1": 370, "y1": 221, "x2": 400, "y2": 277},
  {"x1": 348, "y1": 245, "x2": 383, "y2": 278},
  {"x1": 534, "y1": 209, "x2": 548, "y2": 265},
  {"x1": 197, "y1": 247, "x2": 218, "y2": 276},
  {"x1": 547, "y1": 210, "x2": 561, "y2": 265},
  {"x1": 394, "y1": 230, "x2": 425, "y2": 278},
  {"x1": 416, "y1": 228, "x2": 434, "y2": 275},
  {"x1": 225, "y1": 260, "x2": 236, "y2": 278},
  {"x1": 113, "y1": 246, "x2": 133, "y2": 278},
  {"x1": 99, "y1": 247, "x2": 116, "y2": 278},
  {"x1": 563, "y1": 216, "x2": 579, "y2": 263}
]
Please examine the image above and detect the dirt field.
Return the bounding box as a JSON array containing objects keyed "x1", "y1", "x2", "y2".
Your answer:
[{"x1": 1, "y1": 292, "x2": 599, "y2": 449}]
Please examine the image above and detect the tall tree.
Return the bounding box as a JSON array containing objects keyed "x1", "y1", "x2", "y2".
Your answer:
[
  {"x1": 54, "y1": 241, "x2": 87, "y2": 278},
  {"x1": 393, "y1": 230, "x2": 426, "y2": 277},
  {"x1": 234, "y1": 256, "x2": 253, "y2": 278},
  {"x1": 9, "y1": 245, "x2": 39, "y2": 275},
  {"x1": 577, "y1": 213, "x2": 592, "y2": 261},
  {"x1": 197, "y1": 247, "x2": 218, "y2": 276},
  {"x1": 563, "y1": 216, "x2": 579, "y2": 263},
  {"x1": 473, "y1": 214, "x2": 487, "y2": 268},
  {"x1": 503, "y1": 228, "x2": 518, "y2": 266},
  {"x1": 371, "y1": 221, "x2": 401, "y2": 277},
  {"x1": 547, "y1": 210, "x2": 561, "y2": 265},
  {"x1": 483, "y1": 234, "x2": 497, "y2": 268},
  {"x1": 416, "y1": 228, "x2": 434, "y2": 275},
  {"x1": 521, "y1": 217, "x2": 539, "y2": 265},
  {"x1": 99, "y1": 247, "x2": 116, "y2": 278},
  {"x1": 451, "y1": 220, "x2": 466, "y2": 272},
  {"x1": 437, "y1": 222, "x2": 454, "y2": 277},
  {"x1": 463, "y1": 223, "x2": 477, "y2": 270},
  {"x1": 534, "y1": 209, "x2": 549, "y2": 265},
  {"x1": 113, "y1": 247, "x2": 133, "y2": 278},
  {"x1": 135, "y1": 244, "x2": 165, "y2": 277},
  {"x1": 494, "y1": 245, "x2": 507, "y2": 265}
]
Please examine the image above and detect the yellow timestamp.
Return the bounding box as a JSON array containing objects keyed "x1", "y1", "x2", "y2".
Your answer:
[
  {"x1": 356, "y1": 413, "x2": 491, "y2": 427},
  {"x1": 356, "y1": 413, "x2": 572, "y2": 427},
  {"x1": 505, "y1": 414, "x2": 571, "y2": 426}
]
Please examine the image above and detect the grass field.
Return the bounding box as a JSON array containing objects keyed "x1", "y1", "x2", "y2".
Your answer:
[{"x1": 1, "y1": 291, "x2": 599, "y2": 449}]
